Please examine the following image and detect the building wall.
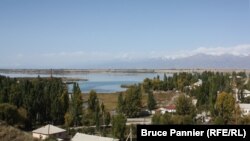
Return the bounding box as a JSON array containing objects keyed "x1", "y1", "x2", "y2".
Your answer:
[
  {"x1": 166, "y1": 109, "x2": 176, "y2": 113},
  {"x1": 242, "y1": 109, "x2": 250, "y2": 116},
  {"x1": 32, "y1": 133, "x2": 48, "y2": 140},
  {"x1": 32, "y1": 132, "x2": 66, "y2": 140}
]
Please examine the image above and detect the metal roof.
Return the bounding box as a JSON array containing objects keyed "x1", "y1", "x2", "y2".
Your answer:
[
  {"x1": 72, "y1": 133, "x2": 119, "y2": 141},
  {"x1": 239, "y1": 104, "x2": 250, "y2": 109},
  {"x1": 32, "y1": 124, "x2": 66, "y2": 135}
]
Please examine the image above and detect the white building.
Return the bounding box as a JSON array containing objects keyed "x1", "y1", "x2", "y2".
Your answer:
[
  {"x1": 239, "y1": 104, "x2": 250, "y2": 116},
  {"x1": 193, "y1": 79, "x2": 202, "y2": 87},
  {"x1": 151, "y1": 107, "x2": 167, "y2": 114},
  {"x1": 196, "y1": 111, "x2": 211, "y2": 123},
  {"x1": 243, "y1": 89, "x2": 250, "y2": 98},
  {"x1": 165, "y1": 105, "x2": 176, "y2": 113},
  {"x1": 235, "y1": 89, "x2": 250, "y2": 102},
  {"x1": 72, "y1": 133, "x2": 119, "y2": 141},
  {"x1": 192, "y1": 99, "x2": 197, "y2": 106},
  {"x1": 152, "y1": 105, "x2": 176, "y2": 114},
  {"x1": 32, "y1": 124, "x2": 66, "y2": 140}
]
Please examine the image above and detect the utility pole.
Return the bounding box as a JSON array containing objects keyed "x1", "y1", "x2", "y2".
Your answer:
[
  {"x1": 48, "y1": 124, "x2": 50, "y2": 138},
  {"x1": 125, "y1": 125, "x2": 132, "y2": 141},
  {"x1": 50, "y1": 69, "x2": 53, "y2": 78},
  {"x1": 130, "y1": 126, "x2": 132, "y2": 141}
]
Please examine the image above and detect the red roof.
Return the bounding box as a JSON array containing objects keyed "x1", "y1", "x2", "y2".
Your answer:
[{"x1": 165, "y1": 105, "x2": 176, "y2": 110}]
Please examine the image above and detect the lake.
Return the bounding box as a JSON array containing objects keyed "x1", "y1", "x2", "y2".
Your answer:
[{"x1": 0, "y1": 72, "x2": 165, "y2": 93}]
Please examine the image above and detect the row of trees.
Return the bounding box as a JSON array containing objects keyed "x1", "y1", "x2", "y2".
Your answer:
[
  {"x1": 113, "y1": 83, "x2": 158, "y2": 140},
  {"x1": 142, "y1": 73, "x2": 197, "y2": 92},
  {"x1": 0, "y1": 75, "x2": 128, "y2": 139},
  {"x1": 65, "y1": 88, "x2": 111, "y2": 133},
  {"x1": 0, "y1": 75, "x2": 69, "y2": 129},
  {"x1": 83, "y1": 90, "x2": 111, "y2": 130}
]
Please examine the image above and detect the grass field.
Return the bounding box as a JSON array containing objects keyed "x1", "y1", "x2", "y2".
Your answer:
[
  {"x1": 82, "y1": 93, "x2": 120, "y2": 111},
  {"x1": 82, "y1": 91, "x2": 177, "y2": 111}
]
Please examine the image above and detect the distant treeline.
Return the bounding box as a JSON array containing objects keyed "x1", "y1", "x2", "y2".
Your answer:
[
  {"x1": 2, "y1": 68, "x2": 250, "y2": 75},
  {"x1": 0, "y1": 69, "x2": 155, "y2": 74}
]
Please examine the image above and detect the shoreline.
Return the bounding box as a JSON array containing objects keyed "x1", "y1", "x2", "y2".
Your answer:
[{"x1": 1, "y1": 68, "x2": 250, "y2": 74}]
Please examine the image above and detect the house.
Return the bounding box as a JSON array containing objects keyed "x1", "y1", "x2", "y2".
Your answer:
[
  {"x1": 165, "y1": 105, "x2": 176, "y2": 113},
  {"x1": 239, "y1": 104, "x2": 250, "y2": 116},
  {"x1": 235, "y1": 89, "x2": 250, "y2": 102},
  {"x1": 152, "y1": 105, "x2": 176, "y2": 114},
  {"x1": 32, "y1": 124, "x2": 67, "y2": 140},
  {"x1": 243, "y1": 89, "x2": 250, "y2": 98},
  {"x1": 196, "y1": 111, "x2": 211, "y2": 123},
  {"x1": 71, "y1": 133, "x2": 119, "y2": 141},
  {"x1": 229, "y1": 75, "x2": 242, "y2": 79},
  {"x1": 192, "y1": 99, "x2": 197, "y2": 106},
  {"x1": 152, "y1": 107, "x2": 167, "y2": 114},
  {"x1": 185, "y1": 79, "x2": 202, "y2": 90},
  {"x1": 193, "y1": 79, "x2": 202, "y2": 87}
]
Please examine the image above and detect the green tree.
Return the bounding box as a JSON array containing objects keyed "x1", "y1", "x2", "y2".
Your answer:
[
  {"x1": 152, "y1": 77, "x2": 161, "y2": 90},
  {"x1": 85, "y1": 90, "x2": 101, "y2": 127},
  {"x1": 64, "y1": 112, "x2": 73, "y2": 129},
  {"x1": 60, "y1": 87, "x2": 69, "y2": 116},
  {"x1": 175, "y1": 94, "x2": 196, "y2": 117},
  {"x1": 17, "y1": 107, "x2": 28, "y2": 127},
  {"x1": 117, "y1": 93, "x2": 124, "y2": 113},
  {"x1": 100, "y1": 102, "x2": 105, "y2": 125},
  {"x1": 171, "y1": 115, "x2": 194, "y2": 124},
  {"x1": 95, "y1": 99, "x2": 100, "y2": 131},
  {"x1": 160, "y1": 113, "x2": 172, "y2": 124},
  {"x1": 215, "y1": 92, "x2": 235, "y2": 124},
  {"x1": 239, "y1": 115, "x2": 250, "y2": 125},
  {"x1": 112, "y1": 114, "x2": 127, "y2": 140},
  {"x1": 88, "y1": 90, "x2": 98, "y2": 111},
  {"x1": 0, "y1": 76, "x2": 69, "y2": 129},
  {"x1": 0, "y1": 103, "x2": 19, "y2": 125},
  {"x1": 71, "y1": 83, "x2": 83, "y2": 126},
  {"x1": 147, "y1": 91, "x2": 156, "y2": 110},
  {"x1": 105, "y1": 112, "x2": 111, "y2": 126},
  {"x1": 142, "y1": 78, "x2": 152, "y2": 93},
  {"x1": 152, "y1": 112, "x2": 161, "y2": 124},
  {"x1": 124, "y1": 86, "x2": 142, "y2": 118}
]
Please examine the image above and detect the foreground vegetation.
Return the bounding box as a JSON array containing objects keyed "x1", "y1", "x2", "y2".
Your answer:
[
  {"x1": 0, "y1": 122, "x2": 38, "y2": 141},
  {"x1": 1, "y1": 71, "x2": 250, "y2": 140},
  {"x1": 0, "y1": 76, "x2": 69, "y2": 129}
]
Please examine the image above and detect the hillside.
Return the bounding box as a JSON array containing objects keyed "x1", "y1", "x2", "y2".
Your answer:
[{"x1": 0, "y1": 123, "x2": 38, "y2": 141}]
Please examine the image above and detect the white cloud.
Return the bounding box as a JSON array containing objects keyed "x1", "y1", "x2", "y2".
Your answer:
[
  {"x1": 43, "y1": 51, "x2": 150, "y2": 61},
  {"x1": 2, "y1": 44, "x2": 250, "y2": 68},
  {"x1": 162, "y1": 44, "x2": 250, "y2": 59},
  {"x1": 25, "y1": 44, "x2": 250, "y2": 63}
]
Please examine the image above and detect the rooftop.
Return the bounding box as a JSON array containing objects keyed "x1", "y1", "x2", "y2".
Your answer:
[
  {"x1": 72, "y1": 133, "x2": 119, "y2": 141},
  {"x1": 165, "y1": 105, "x2": 176, "y2": 110},
  {"x1": 32, "y1": 124, "x2": 66, "y2": 135},
  {"x1": 239, "y1": 104, "x2": 250, "y2": 109}
]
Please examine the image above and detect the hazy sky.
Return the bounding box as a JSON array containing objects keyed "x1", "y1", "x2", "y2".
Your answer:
[{"x1": 0, "y1": 0, "x2": 250, "y2": 68}]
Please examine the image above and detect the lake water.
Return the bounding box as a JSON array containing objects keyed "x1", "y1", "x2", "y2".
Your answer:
[{"x1": 0, "y1": 72, "x2": 165, "y2": 93}]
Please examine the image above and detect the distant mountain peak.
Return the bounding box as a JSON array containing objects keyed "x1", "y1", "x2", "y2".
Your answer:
[{"x1": 98, "y1": 54, "x2": 250, "y2": 69}]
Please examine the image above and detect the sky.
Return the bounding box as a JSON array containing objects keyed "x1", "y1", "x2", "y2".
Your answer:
[{"x1": 0, "y1": 0, "x2": 250, "y2": 68}]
